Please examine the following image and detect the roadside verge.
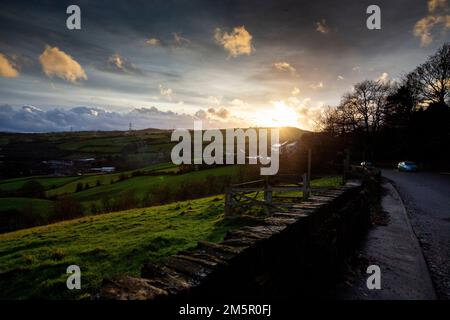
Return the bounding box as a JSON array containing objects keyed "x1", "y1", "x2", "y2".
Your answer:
[{"x1": 338, "y1": 181, "x2": 436, "y2": 299}]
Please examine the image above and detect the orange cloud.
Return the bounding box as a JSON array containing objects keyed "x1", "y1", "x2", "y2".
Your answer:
[
  {"x1": 145, "y1": 38, "x2": 161, "y2": 45},
  {"x1": 39, "y1": 46, "x2": 87, "y2": 82},
  {"x1": 273, "y1": 62, "x2": 296, "y2": 73},
  {"x1": 413, "y1": 0, "x2": 450, "y2": 46},
  {"x1": 0, "y1": 53, "x2": 19, "y2": 78},
  {"x1": 315, "y1": 19, "x2": 330, "y2": 34},
  {"x1": 214, "y1": 26, "x2": 254, "y2": 57}
]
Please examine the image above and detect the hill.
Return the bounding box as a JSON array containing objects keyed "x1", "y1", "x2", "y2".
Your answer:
[
  {"x1": 0, "y1": 194, "x2": 260, "y2": 299},
  {"x1": 0, "y1": 175, "x2": 339, "y2": 299}
]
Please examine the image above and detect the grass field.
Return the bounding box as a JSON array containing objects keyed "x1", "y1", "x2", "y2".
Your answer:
[
  {"x1": 0, "y1": 195, "x2": 259, "y2": 299},
  {"x1": 70, "y1": 165, "x2": 239, "y2": 210},
  {"x1": 0, "y1": 176, "x2": 81, "y2": 192},
  {"x1": 0, "y1": 162, "x2": 178, "y2": 194},
  {"x1": 0, "y1": 197, "x2": 54, "y2": 216},
  {"x1": 0, "y1": 175, "x2": 341, "y2": 299},
  {"x1": 0, "y1": 164, "x2": 242, "y2": 233},
  {"x1": 45, "y1": 162, "x2": 179, "y2": 197}
]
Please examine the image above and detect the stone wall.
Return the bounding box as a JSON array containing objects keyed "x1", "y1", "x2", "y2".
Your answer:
[{"x1": 96, "y1": 180, "x2": 371, "y2": 301}]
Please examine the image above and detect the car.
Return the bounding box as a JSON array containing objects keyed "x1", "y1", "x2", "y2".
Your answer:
[
  {"x1": 360, "y1": 161, "x2": 373, "y2": 168},
  {"x1": 397, "y1": 161, "x2": 418, "y2": 172}
]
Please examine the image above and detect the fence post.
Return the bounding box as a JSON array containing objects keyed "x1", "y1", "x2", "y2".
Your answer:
[
  {"x1": 264, "y1": 176, "x2": 272, "y2": 205},
  {"x1": 302, "y1": 173, "x2": 308, "y2": 200},
  {"x1": 306, "y1": 148, "x2": 311, "y2": 197},
  {"x1": 225, "y1": 189, "x2": 232, "y2": 216},
  {"x1": 343, "y1": 148, "x2": 350, "y2": 183}
]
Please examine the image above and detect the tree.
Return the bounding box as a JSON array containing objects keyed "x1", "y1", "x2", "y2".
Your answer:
[
  {"x1": 384, "y1": 75, "x2": 421, "y2": 129},
  {"x1": 75, "y1": 182, "x2": 83, "y2": 192},
  {"x1": 319, "y1": 80, "x2": 392, "y2": 137},
  {"x1": 410, "y1": 43, "x2": 449, "y2": 106},
  {"x1": 340, "y1": 80, "x2": 391, "y2": 135},
  {"x1": 54, "y1": 195, "x2": 83, "y2": 220},
  {"x1": 18, "y1": 180, "x2": 45, "y2": 198}
]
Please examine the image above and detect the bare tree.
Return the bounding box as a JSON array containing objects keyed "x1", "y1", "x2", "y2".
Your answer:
[
  {"x1": 384, "y1": 74, "x2": 422, "y2": 128},
  {"x1": 411, "y1": 43, "x2": 449, "y2": 105},
  {"x1": 331, "y1": 80, "x2": 392, "y2": 135}
]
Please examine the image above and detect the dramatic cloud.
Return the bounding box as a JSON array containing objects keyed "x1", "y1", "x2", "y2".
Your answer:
[
  {"x1": 428, "y1": 0, "x2": 448, "y2": 12},
  {"x1": 310, "y1": 82, "x2": 324, "y2": 89},
  {"x1": 413, "y1": 0, "x2": 450, "y2": 46},
  {"x1": 283, "y1": 97, "x2": 324, "y2": 129},
  {"x1": 172, "y1": 32, "x2": 191, "y2": 47},
  {"x1": 208, "y1": 96, "x2": 222, "y2": 105},
  {"x1": 159, "y1": 84, "x2": 173, "y2": 100},
  {"x1": 104, "y1": 53, "x2": 141, "y2": 74},
  {"x1": 1, "y1": 0, "x2": 448, "y2": 132},
  {"x1": 39, "y1": 46, "x2": 87, "y2": 82},
  {"x1": 0, "y1": 105, "x2": 202, "y2": 132},
  {"x1": 273, "y1": 62, "x2": 296, "y2": 73},
  {"x1": 195, "y1": 106, "x2": 234, "y2": 123},
  {"x1": 208, "y1": 107, "x2": 230, "y2": 119},
  {"x1": 145, "y1": 38, "x2": 161, "y2": 46},
  {"x1": 291, "y1": 87, "x2": 300, "y2": 95},
  {"x1": 194, "y1": 109, "x2": 207, "y2": 119},
  {"x1": 214, "y1": 26, "x2": 254, "y2": 57},
  {"x1": 376, "y1": 72, "x2": 389, "y2": 83},
  {"x1": 230, "y1": 98, "x2": 249, "y2": 108},
  {"x1": 0, "y1": 53, "x2": 19, "y2": 78},
  {"x1": 315, "y1": 19, "x2": 330, "y2": 34}
]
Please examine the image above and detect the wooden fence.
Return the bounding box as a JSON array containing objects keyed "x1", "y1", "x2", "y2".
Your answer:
[{"x1": 225, "y1": 149, "x2": 312, "y2": 216}]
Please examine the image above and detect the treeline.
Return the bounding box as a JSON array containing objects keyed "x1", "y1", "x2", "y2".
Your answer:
[
  {"x1": 318, "y1": 43, "x2": 450, "y2": 168},
  {"x1": 90, "y1": 165, "x2": 259, "y2": 214}
]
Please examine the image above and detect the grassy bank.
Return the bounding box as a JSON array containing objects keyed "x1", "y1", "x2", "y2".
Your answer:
[
  {"x1": 0, "y1": 175, "x2": 341, "y2": 299},
  {"x1": 0, "y1": 195, "x2": 259, "y2": 299}
]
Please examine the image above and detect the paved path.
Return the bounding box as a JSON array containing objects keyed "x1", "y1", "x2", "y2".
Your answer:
[
  {"x1": 382, "y1": 170, "x2": 450, "y2": 299},
  {"x1": 339, "y1": 182, "x2": 436, "y2": 299}
]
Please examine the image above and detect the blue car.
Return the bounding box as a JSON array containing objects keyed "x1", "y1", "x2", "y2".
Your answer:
[{"x1": 397, "y1": 161, "x2": 418, "y2": 172}]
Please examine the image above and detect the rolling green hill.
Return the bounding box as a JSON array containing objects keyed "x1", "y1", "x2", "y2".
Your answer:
[
  {"x1": 0, "y1": 176, "x2": 81, "y2": 192},
  {"x1": 0, "y1": 126, "x2": 308, "y2": 178},
  {"x1": 0, "y1": 164, "x2": 244, "y2": 231},
  {"x1": 0, "y1": 176, "x2": 340, "y2": 299},
  {"x1": 0, "y1": 195, "x2": 259, "y2": 299}
]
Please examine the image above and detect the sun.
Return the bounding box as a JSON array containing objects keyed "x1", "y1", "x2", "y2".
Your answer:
[{"x1": 254, "y1": 101, "x2": 299, "y2": 127}]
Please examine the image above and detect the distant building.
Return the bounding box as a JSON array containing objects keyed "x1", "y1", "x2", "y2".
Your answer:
[
  {"x1": 91, "y1": 166, "x2": 116, "y2": 173},
  {"x1": 77, "y1": 158, "x2": 96, "y2": 162},
  {"x1": 42, "y1": 160, "x2": 75, "y2": 175}
]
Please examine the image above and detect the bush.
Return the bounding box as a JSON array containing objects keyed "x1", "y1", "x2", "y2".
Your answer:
[
  {"x1": 115, "y1": 190, "x2": 138, "y2": 211},
  {"x1": 75, "y1": 182, "x2": 84, "y2": 192},
  {"x1": 54, "y1": 195, "x2": 83, "y2": 220},
  {"x1": 150, "y1": 185, "x2": 172, "y2": 204},
  {"x1": 18, "y1": 180, "x2": 45, "y2": 198}
]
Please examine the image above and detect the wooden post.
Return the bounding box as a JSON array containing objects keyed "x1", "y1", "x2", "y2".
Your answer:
[
  {"x1": 225, "y1": 189, "x2": 232, "y2": 216},
  {"x1": 264, "y1": 176, "x2": 272, "y2": 205},
  {"x1": 307, "y1": 148, "x2": 311, "y2": 197},
  {"x1": 302, "y1": 173, "x2": 308, "y2": 199},
  {"x1": 343, "y1": 148, "x2": 350, "y2": 183}
]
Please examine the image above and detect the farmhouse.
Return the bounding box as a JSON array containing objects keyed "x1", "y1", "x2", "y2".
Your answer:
[{"x1": 90, "y1": 166, "x2": 116, "y2": 173}]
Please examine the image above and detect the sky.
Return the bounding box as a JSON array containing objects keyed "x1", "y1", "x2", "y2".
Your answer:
[{"x1": 0, "y1": 0, "x2": 449, "y2": 132}]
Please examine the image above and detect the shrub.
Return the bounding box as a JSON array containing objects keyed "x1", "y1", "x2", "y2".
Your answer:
[
  {"x1": 54, "y1": 195, "x2": 83, "y2": 220},
  {"x1": 18, "y1": 180, "x2": 45, "y2": 198},
  {"x1": 75, "y1": 182, "x2": 84, "y2": 192}
]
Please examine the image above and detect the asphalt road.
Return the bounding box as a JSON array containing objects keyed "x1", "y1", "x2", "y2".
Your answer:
[{"x1": 382, "y1": 169, "x2": 450, "y2": 299}]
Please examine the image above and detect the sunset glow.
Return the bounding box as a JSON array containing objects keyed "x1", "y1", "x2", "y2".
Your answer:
[
  {"x1": 254, "y1": 101, "x2": 300, "y2": 127},
  {"x1": 0, "y1": 0, "x2": 448, "y2": 132}
]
